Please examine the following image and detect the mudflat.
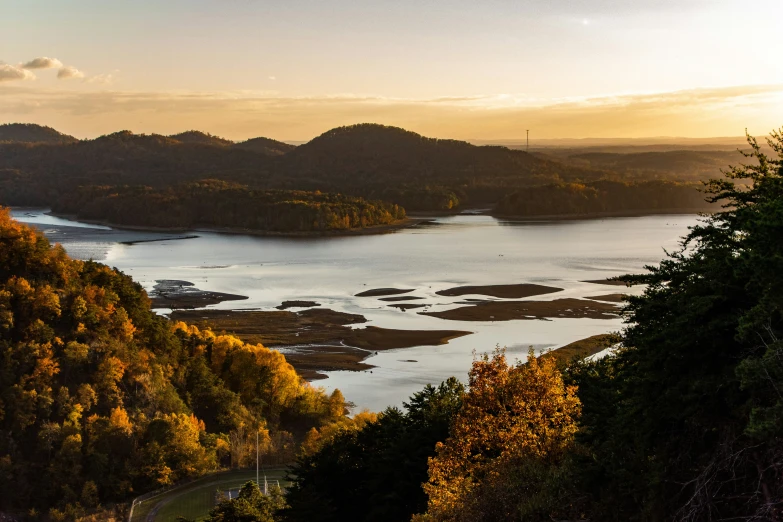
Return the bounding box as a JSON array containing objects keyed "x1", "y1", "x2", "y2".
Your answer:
[
  {"x1": 584, "y1": 293, "x2": 627, "y2": 303},
  {"x1": 149, "y1": 280, "x2": 248, "y2": 309},
  {"x1": 355, "y1": 288, "x2": 415, "y2": 297},
  {"x1": 582, "y1": 279, "x2": 632, "y2": 286},
  {"x1": 276, "y1": 300, "x2": 321, "y2": 309},
  {"x1": 170, "y1": 307, "x2": 471, "y2": 380},
  {"x1": 421, "y1": 298, "x2": 620, "y2": 321},
  {"x1": 436, "y1": 283, "x2": 563, "y2": 299}
]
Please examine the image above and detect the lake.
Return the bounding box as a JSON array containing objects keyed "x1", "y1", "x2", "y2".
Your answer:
[{"x1": 11, "y1": 208, "x2": 700, "y2": 412}]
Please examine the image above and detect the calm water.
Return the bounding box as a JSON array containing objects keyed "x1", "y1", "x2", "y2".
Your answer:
[{"x1": 11, "y1": 209, "x2": 700, "y2": 411}]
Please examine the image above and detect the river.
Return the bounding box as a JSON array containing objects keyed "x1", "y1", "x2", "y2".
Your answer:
[{"x1": 11, "y1": 208, "x2": 699, "y2": 412}]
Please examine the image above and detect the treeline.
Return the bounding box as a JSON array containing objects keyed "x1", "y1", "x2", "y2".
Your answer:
[
  {"x1": 276, "y1": 132, "x2": 783, "y2": 521},
  {"x1": 496, "y1": 179, "x2": 715, "y2": 217},
  {"x1": 0, "y1": 208, "x2": 363, "y2": 519},
  {"x1": 51, "y1": 180, "x2": 406, "y2": 233}
]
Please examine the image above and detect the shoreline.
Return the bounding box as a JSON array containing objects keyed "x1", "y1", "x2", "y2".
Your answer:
[
  {"x1": 40, "y1": 208, "x2": 710, "y2": 236},
  {"x1": 492, "y1": 206, "x2": 712, "y2": 221},
  {"x1": 46, "y1": 211, "x2": 430, "y2": 238}
]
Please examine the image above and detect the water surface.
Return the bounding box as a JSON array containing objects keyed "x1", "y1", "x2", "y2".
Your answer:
[{"x1": 12, "y1": 209, "x2": 699, "y2": 411}]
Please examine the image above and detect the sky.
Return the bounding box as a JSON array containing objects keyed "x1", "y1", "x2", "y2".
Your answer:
[{"x1": 1, "y1": 0, "x2": 781, "y2": 141}]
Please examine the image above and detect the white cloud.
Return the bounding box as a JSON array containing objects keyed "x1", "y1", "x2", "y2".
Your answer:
[
  {"x1": 0, "y1": 64, "x2": 36, "y2": 82},
  {"x1": 22, "y1": 57, "x2": 63, "y2": 70},
  {"x1": 85, "y1": 73, "x2": 115, "y2": 85},
  {"x1": 58, "y1": 66, "x2": 85, "y2": 80}
]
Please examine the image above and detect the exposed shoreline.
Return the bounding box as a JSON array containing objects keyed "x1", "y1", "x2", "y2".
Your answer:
[{"x1": 42, "y1": 208, "x2": 708, "y2": 239}]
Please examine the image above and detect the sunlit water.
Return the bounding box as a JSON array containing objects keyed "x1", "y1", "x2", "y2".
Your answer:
[{"x1": 11, "y1": 208, "x2": 700, "y2": 411}]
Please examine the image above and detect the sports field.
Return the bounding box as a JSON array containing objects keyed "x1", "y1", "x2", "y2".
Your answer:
[{"x1": 130, "y1": 468, "x2": 290, "y2": 522}]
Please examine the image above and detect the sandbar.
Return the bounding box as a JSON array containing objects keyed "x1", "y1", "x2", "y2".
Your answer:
[
  {"x1": 436, "y1": 283, "x2": 563, "y2": 299},
  {"x1": 421, "y1": 298, "x2": 620, "y2": 321}
]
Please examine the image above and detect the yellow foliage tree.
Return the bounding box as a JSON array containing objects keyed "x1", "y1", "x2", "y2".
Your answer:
[{"x1": 416, "y1": 348, "x2": 581, "y2": 522}]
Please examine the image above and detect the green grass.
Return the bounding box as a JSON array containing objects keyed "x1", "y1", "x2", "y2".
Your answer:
[
  {"x1": 541, "y1": 333, "x2": 621, "y2": 367},
  {"x1": 131, "y1": 468, "x2": 290, "y2": 522}
]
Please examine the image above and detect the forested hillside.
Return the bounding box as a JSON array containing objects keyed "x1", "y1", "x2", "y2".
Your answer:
[
  {"x1": 0, "y1": 123, "x2": 607, "y2": 212},
  {"x1": 234, "y1": 137, "x2": 297, "y2": 156},
  {"x1": 0, "y1": 209, "x2": 354, "y2": 518},
  {"x1": 51, "y1": 180, "x2": 406, "y2": 232},
  {"x1": 497, "y1": 179, "x2": 715, "y2": 217},
  {"x1": 279, "y1": 131, "x2": 783, "y2": 521},
  {"x1": 0, "y1": 123, "x2": 78, "y2": 144},
  {"x1": 168, "y1": 130, "x2": 234, "y2": 147},
  {"x1": 0, "y1": 122, "x2": 731, "y2": 229}
]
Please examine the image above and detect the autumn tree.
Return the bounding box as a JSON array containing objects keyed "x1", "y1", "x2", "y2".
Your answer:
[
  {"x1": 415, "y1": 349, "x2": 581, "y2": 522},
  {"x1": 0, "y1": 208, "x2": 350, "y2": 516}
]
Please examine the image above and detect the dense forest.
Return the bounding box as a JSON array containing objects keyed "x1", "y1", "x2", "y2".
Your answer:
[
  {"x1": 0, "y1": 209, "x2": 365, "y2": 519},
  {"x1": 0, "y1": 122, "x2": 675, "y2": 214},
  {"x1": 534, "y1": 148, "x2": 745, "y2": 182},
  {"x1": 276, "y1": 131, "x2": 783, "y2": 521},
  {"x1": 496, "y1": 179, "x2": 715, "y2": 217},
  {"x1": 51, "y1": 180, "x2": 406, "y2": 233},
  {"x1": 0, "y1": 123, "x2": 737, "y2": 216}
]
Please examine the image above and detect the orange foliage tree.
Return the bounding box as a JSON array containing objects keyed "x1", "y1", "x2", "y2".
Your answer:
[{"x1": 415, "y1": 348, "x2": 581, "y2": 521}]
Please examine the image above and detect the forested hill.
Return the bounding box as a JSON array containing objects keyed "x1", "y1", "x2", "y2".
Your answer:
[
  {"x1": 235, "y1": 137, "x2": 297, "y2": 156},
  {"x1": 0, "y1": 123, "x2": 78, "y2": 144},
  {"x1": 168, "y1": 130, "x2": 235, "y2": 146},
  {"x1": 497, "y1": 179, "x2": 715, "y2": 217},
  {"x1": 0, "y1": 207, "x2": 356, "y2": 517},
  {"x1": 0, "y1": 122, "x2": 731, "y2": 214},
  {"x1": 0, "y1": 123, "x2": 606, "y2": 211},
  {"x1": 51, "y1": 181, "x2": 407, "y2": 233}
]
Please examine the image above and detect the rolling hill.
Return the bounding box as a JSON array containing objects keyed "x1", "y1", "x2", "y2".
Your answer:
[
  {"x1": 0, "y1": 123, "x2": 78, "y2": 144},
  {"x1": 169, "y1": 130, "x2": 235, "y2": 146},
  {"x1": 0, "y1": 122, "x2": 719, "y2": 212},
  {"x1": 235, "y1": 136, "x2": 297, "y2": 156}
]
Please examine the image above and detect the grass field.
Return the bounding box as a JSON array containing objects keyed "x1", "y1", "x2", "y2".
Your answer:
[{"x1": 130, "y1": 468, "x2": 290, "y2": 522}]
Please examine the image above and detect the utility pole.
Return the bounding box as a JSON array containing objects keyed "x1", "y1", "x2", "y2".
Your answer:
[
  {"x1": 526, "y1": 129, "x2": 529, "y2": 153},
  {"x1": 256, "y1": 431, "x2": 259, "y2": 489}
]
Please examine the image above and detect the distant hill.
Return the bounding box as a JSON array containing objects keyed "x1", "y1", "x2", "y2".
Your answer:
[
  {"x1": 0, "y1": 123, "x2": 609, "y2": 210},
  {"x1": 234, "y1": 136, "x2": 297, "y2": 156},
  {"x1": 0, "y1": 123, "x2": 78, "y2": 144},
  {"x1": 532, "y1": 149, "x2": 739, "y2": 182},
  {"x1": 0, "y1": 121, "x2": 733, "y2": 213},
  {"x1": 276, "y1": 123, "x2": 607, "y2": 207},
  {"x1": 169, "y1": 130, "x2": 234, "y2": 146}
]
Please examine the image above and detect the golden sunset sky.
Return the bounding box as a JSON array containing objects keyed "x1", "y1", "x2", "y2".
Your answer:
[{"x1": 2, "y1": 0, "x2": 781, "y2": 141}]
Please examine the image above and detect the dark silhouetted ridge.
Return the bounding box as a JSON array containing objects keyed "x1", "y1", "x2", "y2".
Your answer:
[
  {"x1": 169, "y1": 130, "x2": 234, "y2": 146},
  {"x1": 0, "y1": 123, "x2": 78, "y2": 144},
  {"x1": 234, "y1": 136, "x2": 297, "y2": 156}
]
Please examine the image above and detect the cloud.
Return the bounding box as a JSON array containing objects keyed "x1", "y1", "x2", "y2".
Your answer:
[
  {"x1": 85, "y1": 73, "x2": 115, "y2": 85},
  {"x1": 21, "y1": 57, "x2": 63, "y2": 70},
  {"x1": 0, "y1": 83, "x2": 780, "y2": 140},
  {"x1": 58, "y1": 66, "x2": 85, "y2": 80},
  {"x1": 0, "y1": 64, "x2": 36, "y2": 82}
]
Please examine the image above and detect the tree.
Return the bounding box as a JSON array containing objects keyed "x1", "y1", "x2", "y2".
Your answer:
[
  {"x1": 571, "y1": 130, "x2": 783, "y2": 520},
  {"x1": 282, "y1": 378, "x2": 465, "y2": 522},
  {"x1": 204, "y1": 481, "x2": 286, "y2": 522},
  {"x1": 415, "y1": 349, "x2": 581, "y2": 522}
]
